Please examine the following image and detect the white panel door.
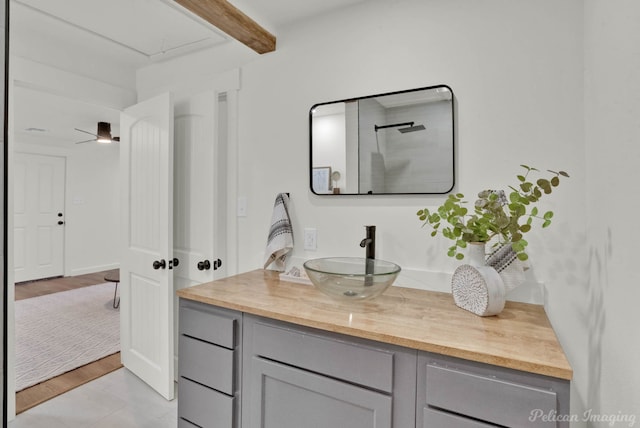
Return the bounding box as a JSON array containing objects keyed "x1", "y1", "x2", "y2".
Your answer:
[
  {"x1": 172, "y1": 91, "x2": 229, "y2": 379},
  {"x1": 13, "y1": 153, "x2": 65, "y2": 283},
  {"x1": 120, "y1": 92, "x2": 175, "y2": 400},
  {"x1": 173, "y1": 91, "x2": 227, "y2": 287}
]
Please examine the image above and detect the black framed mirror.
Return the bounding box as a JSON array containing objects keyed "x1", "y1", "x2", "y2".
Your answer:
[{"x1": 309, "y1": 85, "x2": 454, "y2": 195}]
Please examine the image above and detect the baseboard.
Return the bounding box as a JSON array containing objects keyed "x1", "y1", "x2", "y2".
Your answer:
[{"x1": 68, "y1": 263, "x2": 120, "y2": 277}]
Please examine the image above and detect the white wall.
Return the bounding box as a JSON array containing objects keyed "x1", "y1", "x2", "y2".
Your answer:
[
  {"x1": 10, "y1": 56, "x2": 131, "y2": 277},
  {"x1": 311, "y1": 111, "x2": 346, "y2": 192},
  {"x1": 13, "y1": 143, "x2": 120, "y2": 276},
  {"x1": 236, "y1": 0, "x2": 591, "y2": 425},
  {"x1": 584, "y1": 0, "x2": 640, "y2": 424},
  {"x1": 136, "y1": 0, "x2": 640, "y2": 424},
  {"x1": 64, "y1": 145, "x2": 120, "y2": 275}
]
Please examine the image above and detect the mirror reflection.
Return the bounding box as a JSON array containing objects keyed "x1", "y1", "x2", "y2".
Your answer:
[{"x1": 310, "y1": 85, "x2": 454, "y2": 195}]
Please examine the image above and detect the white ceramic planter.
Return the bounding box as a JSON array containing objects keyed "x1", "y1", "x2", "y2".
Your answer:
[{"x1": 451, "y1": 242, "x2": 506, "y2": 317}]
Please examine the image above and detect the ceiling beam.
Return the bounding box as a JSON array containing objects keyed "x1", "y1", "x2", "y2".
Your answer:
[{"x1": 174, "y1": 0, "x2": 276, "y2": 54}]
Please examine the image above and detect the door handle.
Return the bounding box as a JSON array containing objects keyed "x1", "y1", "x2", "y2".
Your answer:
[
  {"x1": 213, "y1": 258, "x2": 222, "y2": 270},
  {"x1": 153, "y1": 259, "x2": 166, "y2": 270},
  {"x1": 197, "y1": 260, "x2": 211, "y2": 271},
  {"x1": 57, "y1": 221, "x2": 65, "y2": 225},
  {"x1": 168, "y1": 258, "x2": 180, "y2": 269}
]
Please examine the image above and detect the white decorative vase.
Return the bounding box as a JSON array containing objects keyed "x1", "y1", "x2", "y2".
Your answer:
[
  {"x1": 466, "y1": 242, "x2": 487, "y2": 266},
  {"x1": 451, "y1": 242, "x2": 506, "y2": 317},
  {"x1": 486, "y1": 242, "x2": 527, "y2": 293}
]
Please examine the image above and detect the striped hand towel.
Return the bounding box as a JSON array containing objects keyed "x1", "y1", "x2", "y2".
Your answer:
[{"x1": 264, "y1": 193, "x2": 294, "y2": 271}]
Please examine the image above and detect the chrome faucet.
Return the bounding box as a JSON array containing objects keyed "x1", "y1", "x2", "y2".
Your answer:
[{"x1": 359, "y1": 225, "x2": 376, "y2": 259}]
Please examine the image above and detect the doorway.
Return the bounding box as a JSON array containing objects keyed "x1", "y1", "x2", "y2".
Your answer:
[{"x1": 8, "y1": 89, "x2": 235, "y2": 420}]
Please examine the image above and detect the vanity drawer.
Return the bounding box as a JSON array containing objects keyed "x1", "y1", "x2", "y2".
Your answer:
[
  {"x1": 422, "y1": 407, "x2": 496, "y2": 428},
  {"x1": 250, "y1": 317, "x2": 394, "y2": 393},
  {"x1": 178, "y1": 417, "x2": 200, "y2": 428},
  {"x1": 179, "y1": 334, "x2": 235, "y2": 395},
  {"x1": 179, "y1": 299, "x2": 238, "y2": 349},
  {"x1": 424, "y1": 363, "x2": 557, "y2": 428},
  {"x1": 178, "y1": 377, "x2": 235, "y2": 428}
]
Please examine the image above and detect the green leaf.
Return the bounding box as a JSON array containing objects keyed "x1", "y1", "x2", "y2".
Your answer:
[
  {"x1": 430, "y1": 230, "x2": 437, "y2": 237},
  {"x1": 551, "y1": 176, "x2": 560, "y2": 187},
  {"x1": 537, "y1": 178, "x2": 550, "y2": 189},
  {"x1": 511, "y1": 240, "x2": 525, "y2": 252},
  {"x1": 520, "y1": 182, "x2": 532, "y2": 192},
  {"x1": 447, "y1": 248, "x2": 456, "y2": 257},
  {"x1": 517, "y1": 252, "x2": 529, "y2": 261},
  {"x1": 417, "y1": 209, "x2": 424, "y2": 216},
  {"x1": 531, "y1": 206, "x2": 538, "y2": 216},
  {"x1": 520, "y1": 224, "x2": 531, "y2": 233},
  {"x1": 559, "y1": 171, "x2": 569, "y2": 177},
  {"x1": 543, "y1": 211, "x2": 554, "y2": 220},
  {"x1": 519, "y1": 195, "x2": 530, "y2": 205},
  {"x1": 509, "y1": 203, "x2": 526, "y2": 216},
  {"x1": 455, "y1": 253, "x2": 465, "y2": 260},
  {"x1": 542, "y1": 220, "x2": 552, "y2": 228},
  {"x1": 517, "y1": 175, "x2": 526, "y2": 182}
]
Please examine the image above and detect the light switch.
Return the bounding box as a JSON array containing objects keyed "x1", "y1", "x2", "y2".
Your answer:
[{"x1": 304, "y1": 228, "x2": 317, "y2": 250}]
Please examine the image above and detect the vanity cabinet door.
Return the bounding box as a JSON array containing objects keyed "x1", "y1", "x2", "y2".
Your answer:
[{"x1": 249, "y1": 357, "x2": 392, "y2": 428}]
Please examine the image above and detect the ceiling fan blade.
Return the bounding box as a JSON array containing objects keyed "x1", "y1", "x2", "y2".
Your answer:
[
  {"x1": 74, "y1": 128, "x2": 99, "y2": 137},
  {"x1": 75, "y1": 139, "x2": 96, "y2": 144}
]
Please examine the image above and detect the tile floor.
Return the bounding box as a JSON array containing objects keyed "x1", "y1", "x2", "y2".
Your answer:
[{"x1": 9, "y1": 368, "x2": 177, "y2": 428}]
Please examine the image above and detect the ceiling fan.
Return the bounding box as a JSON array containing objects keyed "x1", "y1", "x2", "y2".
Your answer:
[{"x1": 75, "y1": 122, "x2": 120, "y2": 144}]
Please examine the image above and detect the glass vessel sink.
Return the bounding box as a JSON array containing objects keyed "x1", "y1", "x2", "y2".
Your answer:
[{"x1": 303, "y1": 257, "x2": 401, "y2": 301}]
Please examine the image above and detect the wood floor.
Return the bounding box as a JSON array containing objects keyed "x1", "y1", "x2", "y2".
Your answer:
[{"x1": 15, "y1": 270, "x2": 123, "y2": 414}]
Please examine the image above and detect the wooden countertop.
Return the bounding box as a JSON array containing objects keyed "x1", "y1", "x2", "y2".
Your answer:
[{"x1": 177, "y1": 269, "x2": 573, "y2": 380}]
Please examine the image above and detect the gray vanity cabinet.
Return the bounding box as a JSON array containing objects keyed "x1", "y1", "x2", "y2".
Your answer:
[
  {"x1": 241, "y1": 315, "x2": 417, "y2": 428},
  {"x1": 177, "y1": 298, "x2": 570, "y2": 428},
  {"x1": 177, "y1": 299, "x2": 242, "y2": 428},
  {"x1": 417, "y1": 353, "x2": 571, "y2": 428}
]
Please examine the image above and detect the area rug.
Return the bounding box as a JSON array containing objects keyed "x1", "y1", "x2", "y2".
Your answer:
[{"x1": 15, "y1": 283, "x2": 120, "y2": 391}]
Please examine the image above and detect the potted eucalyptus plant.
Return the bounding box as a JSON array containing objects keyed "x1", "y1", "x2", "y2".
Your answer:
[{"x1": 417, "y1": 165, "x2": 569, "y2": 261}]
